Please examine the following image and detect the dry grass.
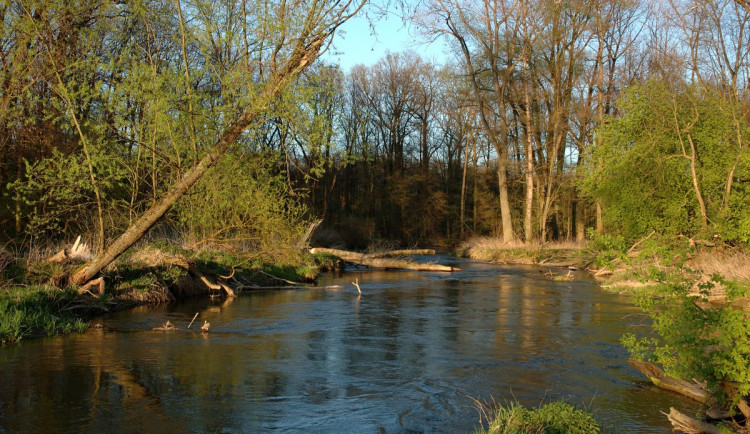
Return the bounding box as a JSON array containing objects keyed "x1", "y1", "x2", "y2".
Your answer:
[
  {"x1": 130, "y1": 246, "x2": 188, "y2": 268},
  {"x1": 687, "y1": 249, "x2": 750, "y2": 282},
  {"x1": 459, "y1": 237, "x2": 587, "y2": 265}
]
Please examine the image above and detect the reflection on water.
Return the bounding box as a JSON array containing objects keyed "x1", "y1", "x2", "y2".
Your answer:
[{"x1": 0, "y1": 258, "x2": 694, "y2": 432}]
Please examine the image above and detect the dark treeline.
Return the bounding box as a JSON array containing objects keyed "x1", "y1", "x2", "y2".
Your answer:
[{"x1": 1, "y1": 0, "x2": 748, "y2": 253}]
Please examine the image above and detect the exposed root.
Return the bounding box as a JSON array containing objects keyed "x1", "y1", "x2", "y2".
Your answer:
[{"x1": 77, "y1": 276, "x2": 105, "y2": 296}]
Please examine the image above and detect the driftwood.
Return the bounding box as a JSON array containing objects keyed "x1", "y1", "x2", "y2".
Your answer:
[
  {"x1": 133, "y1": 248, "x2": 235, "y2": 297},
  {"x1": 309, "y1": 247, "x2": 459, "y2": 272},
  {"x1": 153, "y1": 320, "x2": 178, "y2": 331},
  {"x1": 629, "y1": 359, "x2": 714, "y2": 404},
  {"x1": 187, "y1": 263, "x2": 235, "y2": 297},
  {"x1": 667, "y1": 407, "x2": 722, "y2": 434},
  {"x1": 631, "y1": 359, "x2": 750, "y2": 432}
]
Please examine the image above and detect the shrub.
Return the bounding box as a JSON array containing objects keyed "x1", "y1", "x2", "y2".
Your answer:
[
  {"x1": 480, "y1": 401, "x2": 600, "y2": 434},
  {"x1": 622, "y1": 276, "x2": 750, "y2": 409}
]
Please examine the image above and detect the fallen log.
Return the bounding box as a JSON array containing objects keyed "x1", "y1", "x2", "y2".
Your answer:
[
  {"x1": 667, "y1": 407, "x2": 722, "y2": 434},
  {"x1": 365, "y1": 249, "x2": 436, "y2": 258},
  {"x1": 309, "y1": 247, "x2": 459, "y2": 272},
  {"x1": 629, "y1": 359, "x2": 714, "y2": 404}
]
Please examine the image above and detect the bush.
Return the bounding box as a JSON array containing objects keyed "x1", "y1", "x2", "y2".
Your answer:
[
  {"x1": 176, "y1": 150, "x2": 310, "y2": 262},
  {"x1": 587, "y1": 229, "x2": 628, "y2": 269},
  {"x1": 622, "y1": 276, "x2": 750, "y2": 409},
  {"x1": 480, "y1": 401, "x2": 600, "y2": 434}
]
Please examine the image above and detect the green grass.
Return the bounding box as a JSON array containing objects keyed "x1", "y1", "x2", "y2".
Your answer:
[
  {"x1": 0, "y1": 285, "x2": 87, "y2": 345},
  {"x1": 478, "y1": 401, "x2": 600, "y2": 434}
]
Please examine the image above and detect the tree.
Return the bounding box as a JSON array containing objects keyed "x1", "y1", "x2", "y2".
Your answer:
[
  {"x1": 70, "y1": 0, "x2": 364, "y2": 285},
  {"x1": 584, "y1": 80, "x2": 748, "y2": 242},
  {"x1": 423, "y1": 0, "x2": 520, "y2": 243}
]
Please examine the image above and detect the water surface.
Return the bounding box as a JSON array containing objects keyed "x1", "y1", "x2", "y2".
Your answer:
[{"x1": 0, "y1": 257, "x2": 695, "y2": 432}]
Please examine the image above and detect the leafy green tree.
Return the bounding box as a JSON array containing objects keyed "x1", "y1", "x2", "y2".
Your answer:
[
  {"x1": 176, "y1": 150, "x2": 308, "y2": 262},
  {"x1": 583, "y1": 80, "x2": 749, "y2": 244}
]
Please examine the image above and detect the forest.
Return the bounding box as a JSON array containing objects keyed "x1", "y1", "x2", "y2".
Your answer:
[
  {"x1": 0, "y1": 0, "x2": 749, "y2": 431},
  {"x1": 0, "y1": 0, "x2": 747, "y2": 255}
]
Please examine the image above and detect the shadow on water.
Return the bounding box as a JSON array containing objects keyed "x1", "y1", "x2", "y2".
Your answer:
[{"x1": 0, "y1": 256, "x2": 696, "y2": 432}]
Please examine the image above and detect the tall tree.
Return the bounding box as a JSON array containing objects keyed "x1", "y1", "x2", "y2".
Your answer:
[{"x1": 71, "y1": 0, "x2": 364, "y2": 285}]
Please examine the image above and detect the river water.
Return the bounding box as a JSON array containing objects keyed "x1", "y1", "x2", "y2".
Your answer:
[{"x1": 0, "y1": 257, "x2": 695, "y2": 433}]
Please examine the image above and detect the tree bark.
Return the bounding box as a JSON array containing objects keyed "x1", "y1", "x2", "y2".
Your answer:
[{"x1": 72, "y1": 26, "x2": 329, "y2": 285}]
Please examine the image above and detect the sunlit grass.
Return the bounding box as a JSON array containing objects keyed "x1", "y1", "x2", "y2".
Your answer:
[
  {"x1": 458, "y1": 236, "x2": 587, "y2": 265},
  {"x1": 0, "y1": 285, "x2": 87, "y2": 345},
  {"x1": 474, "y1": 400, "x2": 600, "y2": 434}
]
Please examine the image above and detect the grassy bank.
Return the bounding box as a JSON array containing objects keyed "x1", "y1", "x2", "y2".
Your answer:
[
  {"x1": 458, "y1": 234, "x2": 750, "y2": 287},
  {"x1": 461, "y1": 234, "x2": 750, "y2": 432},
  {"x1": 0, "y1": 285, "x2": 88, "y2": 345},
  {"x1": 458, "y1": 237, "x2": 593, "y2": 268},
  {"x1": 0, "y1": 242, "x2": 332, "y2": 345}
]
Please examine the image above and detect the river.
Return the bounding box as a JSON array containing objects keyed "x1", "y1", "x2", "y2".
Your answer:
[{"x1": 0, "y1": 256, "x2": 695, "y2": 432}]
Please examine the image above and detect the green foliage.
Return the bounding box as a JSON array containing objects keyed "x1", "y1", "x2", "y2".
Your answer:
[
  {"x1": 479, "y1": 401, "x2": 600, "y2": 434},
  {"x1": 622, "y1": 277, "x2": 750, "y2": 406},
  {"x1": 9, "y1": 147, "x2": 129, "y2": 241},
  {"x1": 0, "y1": 285, "x2": 87, "y2": 345},
  {"x1": 176, "y1": 151, "x2": 310, "y2": 262},
  {"x1": 582, "y1": 80, "x2": 750, "y2": 244},
  {"x1": 587, "y1": 229, "x2": 628, "y2": 268}
]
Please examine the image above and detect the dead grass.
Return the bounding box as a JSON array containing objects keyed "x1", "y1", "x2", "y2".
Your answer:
[
  {"x1": 459, "y1": 237, "x2": 587, "y2": 265},
  {"x1": 687, "y1": 249, "x2": 750, "y2": 282},
  {"x1": 130, "y1": 246, "x2": 189, "y2": 268}
]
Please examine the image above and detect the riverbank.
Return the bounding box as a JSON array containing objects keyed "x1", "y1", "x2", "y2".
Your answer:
[
  {"x1": 0, "y1": 242, "x2": 335, "y2": 345},
  {"x1": 458, "y1": 234, "x2": 750, "y2": 289},
  {"x1": 459, "y1": 234, "x2": 750, "y2": 432}
]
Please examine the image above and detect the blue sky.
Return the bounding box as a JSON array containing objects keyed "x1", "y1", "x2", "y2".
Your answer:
[{"x1": 323, "y1": 11, "x2": 451, "y2": 71}]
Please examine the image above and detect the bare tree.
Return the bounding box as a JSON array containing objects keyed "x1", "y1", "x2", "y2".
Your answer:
[{"x1": 423, "y1": 0, "x2": 520, "y2": 243}]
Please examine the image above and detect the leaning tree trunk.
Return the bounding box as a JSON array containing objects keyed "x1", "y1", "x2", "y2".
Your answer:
[{"x1": 72, "y1": 34, "x2": 327, "y2": 286}]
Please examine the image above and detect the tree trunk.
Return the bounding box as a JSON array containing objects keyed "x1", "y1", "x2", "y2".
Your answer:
[
  {"x1": 72, "y1": 33, "x2": 326, "y2": 286},
  {"x1": 686, "y1": 132, "x2": 709, "y2": 229},
  {"x1": 522, "y1": 55, "x2": 535, "y2": 243},
  {"x1": 497, "y1": 151, "x2": 515, "y2": 243},
  {"x1": 575, "y1": 192, "x2": 586, "y2": 242}
]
